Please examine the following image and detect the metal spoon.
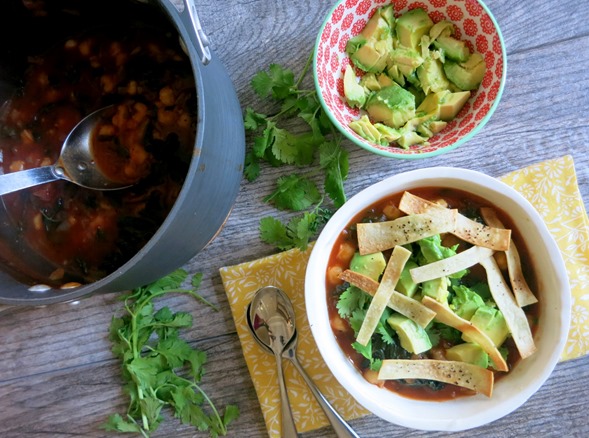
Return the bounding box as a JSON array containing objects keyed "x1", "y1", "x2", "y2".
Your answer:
[
  {"x1": 249, "y1": 286, "x2": 299, "y2": 438},
  {"x1": 0, "y1": 106, "x2": 132, "y2": 196},
  {"x1": 247, "y1": 286, "x2": 360, "y2": 438}
]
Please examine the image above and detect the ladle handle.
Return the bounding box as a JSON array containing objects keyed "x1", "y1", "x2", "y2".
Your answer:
[
  {"x1": 161, "y1": 0, "x2": 212, "y2": 65},
  {"x1": 274, "y1": 352, "x2": 299, "y2": 438},
  {"x1": 0, "y1": 166, "x2": 60, "y2": 196},
  {"x1": 287, "y1": 353, "x2": 360, "y2": 438}
]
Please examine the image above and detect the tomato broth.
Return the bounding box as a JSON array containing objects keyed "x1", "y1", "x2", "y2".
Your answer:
[{"x1": 0, "y1": 9, "x2": 196, "y2": 286}]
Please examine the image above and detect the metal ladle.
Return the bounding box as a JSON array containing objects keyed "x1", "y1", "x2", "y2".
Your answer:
[
  {"x1": 247, "y1": 286, "x2": 359, "y2": 438},
  {"x1": 0, "y1": 106, "x2": 133, "y2": 196}
]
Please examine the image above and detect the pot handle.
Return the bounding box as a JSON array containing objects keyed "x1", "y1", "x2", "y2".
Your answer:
[{"x1": 163, "y1": 0, "x2": 212, "y2": 65}]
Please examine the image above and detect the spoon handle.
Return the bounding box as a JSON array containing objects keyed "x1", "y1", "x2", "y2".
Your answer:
[
  {"x1": 274, "y1": 352, "x2": 299, "y2": 438},
  {"x1": 0, "y1": 166, "x2": 60, "y2": 196},
  {"x1": 287, "y1": 353, "x2": 360, "y2": 438}
]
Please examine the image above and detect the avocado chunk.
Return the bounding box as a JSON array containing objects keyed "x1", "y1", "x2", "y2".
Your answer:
[
  {"x1": 427, "y1": 120, "x2": 448, "y2": 133},
  {"x1": 377, "y1": 73, "x2": 395, "y2": 88},
  {"x1": 416, "y1": 90, "x2": 447, "y2": 117},
  {"x1": 416, "y1": 90, "x2": 470, "y2": 121},
  {"x1": 349, "y1": 251, "x2": 386, "y2": 281},
  {"x1": 395, "y1": 8, "x2": 433, "y2": 50},
  {"x1": 345, "y1": 34, "x2": 367, "y2": 55},
  {"x1": 467, "y1": 305, "x2": 510, "y2": 347},
  {"x1": 361, "y1": 9, "x2": 391, "y2": 40},
  {"x1": 389, "y1": 46, "x2": 424, "y2": 74},
  {"x1": 446, "y1": 343, "x2": 489, "y2": 368},
  {"x1": 417, "y1": 119, "x2": 447, "y2": 137},
  {"x1": 416, "y1": 57, "x2": 450, "y2": 94},
  {"x1": 444, "y1": 52, "x2": 487, "y2": 91},
  {"x1": 429, "y1": 20, "x2": 455, "y2": 41},
  {"x1": 365, "y1": 85, "x2": 416, "y2": 129},
  {"x1": 439, "y1": 90, "x2": 471, "y2": 121},
  {"x1": 387, "y1": 64, "x2": 405, "y2": 86},
  {"x1": 349, "y1": 115, "x2": 392, "y2": 145},
  {"x1": 396, "y1": 130, "x2": 428, "y2": 149},
  {"x1": 422, "y1": 276, "x2": 450, "y2": 302},
  {"x1": 434, "y1": 36, "x2": 470, "y2": 62},
  {"x1": 374, "y1": 122, "x2": 402, "y2": 143},
  {"x1": 451, "y1": 284, "x2": 485, "y2": 320},
  {"x1": 360, "y1": 73, "x2": 381, "y2": 91},
  {"x1": 387, "y1": 313, "x2": 432, "y2": 354},
  {"x1": 397, "y1": 260, "x2": 419, "y2": 297},
  {"x1": 343, "y1": 64, "x2": 367, "y2": 108},
  {"x1": 378, "y1": 5, "x2": 396, "y2": 29},
  {"x1": 350, "y1": 40, "x2": 389, "y2": 73}
]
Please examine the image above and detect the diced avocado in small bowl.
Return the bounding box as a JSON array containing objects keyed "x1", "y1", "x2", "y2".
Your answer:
[{"x1": 314, "y1": 0, "x2": 506, "y2": 159}]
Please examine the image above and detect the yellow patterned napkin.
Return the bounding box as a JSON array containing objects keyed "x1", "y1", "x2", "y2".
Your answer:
[{"x1": 220, "y1": 155, "x2": 588, "y2": 437}]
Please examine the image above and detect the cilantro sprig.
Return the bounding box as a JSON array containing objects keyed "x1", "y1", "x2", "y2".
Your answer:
[
  {"x1": 244, "y1": 54, "x2": 349, "y2": 251},
  {"x1": 103, "y1": 269, "x2": 239, "y2": 437}
]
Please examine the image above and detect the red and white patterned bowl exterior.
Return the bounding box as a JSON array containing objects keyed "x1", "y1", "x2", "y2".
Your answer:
[{"x1": 314, "y1": 0, "x2": 506, "y2": 158}]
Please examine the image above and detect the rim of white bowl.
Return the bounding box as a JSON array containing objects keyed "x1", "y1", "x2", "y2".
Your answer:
[
  {"x1": 312, "y1": 0, "x2": 508, "y2": 159},
  {"x1": 305, "y1": 167, "x2": 571, "y2": 431}
]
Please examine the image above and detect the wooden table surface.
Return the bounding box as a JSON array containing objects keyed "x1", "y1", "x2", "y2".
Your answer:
[{"x1": 2, "y1": 0, "x2": 589, "y2": 437}]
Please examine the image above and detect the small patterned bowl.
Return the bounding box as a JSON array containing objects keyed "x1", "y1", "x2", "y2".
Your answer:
[{"x1": 314, "y1": 0, "x2": 506, "y2": 159}]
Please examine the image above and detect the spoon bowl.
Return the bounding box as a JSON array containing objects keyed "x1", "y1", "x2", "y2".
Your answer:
[
  {"x1": 247, "y1": 286, "x2": 359, "y2": 438},
  {"x1": 0, "y1": 106, "x2": 134, "y2": 196},
  {"x1": 249, "y1": 286, "x2": 299, "y2": 438}
]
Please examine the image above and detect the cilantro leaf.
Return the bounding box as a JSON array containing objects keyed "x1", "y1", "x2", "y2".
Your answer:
[
  {"x1": 286, "y1": 211, "x2": 319, "y2": 250},
  {"x1": 352, "y1": 340, "x2": 372, "y2": 361},
  {"x1": 336, "y1": 286, "x2": 369, "y2": 319},
  {"x1": 259, "y1": 216, "x2": 292, "y2": 250},
  {"x1": 252, "y1": 123, "x2": 276, "y2": 159},
  {"x1": 259, "y1": 205, "x2": 331, "y2": 251},
  {"x1": 243, "y1": 151, "x2": 261, "y2": 182},
  {"x1": 251, "y1": 64, "x2": 295, "y2": 99},
  {"x1": 270, "y1": 127, "x2": 315, "y2": 165},
  {"x1": 320, "y1": 141, "x2": 349, "y2": 208},
  {"x1": 263, "y1": 174, "x2": 321, "y2": 211},
  {"x1": 243, "y1": 107, "x2": 266, "y2": 131},
  {"x1": 245, "y1": 56, "x2": 349, "y2": 250},
  {"x1": 101, "y1": 414, "x2": 143, "y2": 433},
  {"x1": 104, "y1": 270, "x2": 238, "y2": 437}
]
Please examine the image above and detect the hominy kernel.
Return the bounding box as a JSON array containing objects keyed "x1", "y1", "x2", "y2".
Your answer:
[
  {"x1": 177, "y1": 112, "x2": 191, "y2": 128},
  {"x1": 157, "y1": 107, "x2": 176, "y2": 125},
  {"x1": 327, "y1": 265, "x2": 343, "y2": 285},
  {"x1": 330, "y1": 315, "x2": 347, "y2": 332},
  {"x1": 383, "y1": 203, "x2": 403, "y2": 220},
  {"x1": 98, "y1": 124, "x2": 115, "y2": 136},
  {"x1": 33, "y1": 213, "x2": 43, "y2": 231},
  {"x1": 159, "y1": 86, "x2": 175, "y2": 106},
  {"x1": 336, "y1": 242, "x2": 355, "y2": 263},
  {"x1": 79, "y1": 39, "x2": 91, "y2": 56},
  {"x1": 20, "y1": 129, "x2": 34, "y2": 144},
  {"x1": 64, "y1": 39, "x2": 77, "y2": 49},
  {"x1": 9, "y1": 160, "x2": 24, "y2": 172}
]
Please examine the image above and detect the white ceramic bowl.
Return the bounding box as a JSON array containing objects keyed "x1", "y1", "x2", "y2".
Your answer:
[
  {"x1": 314, "y1": 0, "x2": 506, "y2": 159},
  {"x1": 305, "y1": 167, "x2": 571, "y2": 431}
]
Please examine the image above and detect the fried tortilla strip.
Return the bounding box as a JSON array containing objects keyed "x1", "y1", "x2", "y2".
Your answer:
[
  {"x1": 422, "y1": 296, "x2": 508, "y2": 371},
  {"x1": 340, "y1": 269, "x2": 436, "y2": 328},
  {"x1": 480, "y1": 207, "x2": 538, "y2": 307},
  {"x1": 479, "y1": 256, "x2": 536, "y2": 359},
  {"x1": 356, "y1": 246, "x2": 412, "y2": 346},
  {"x1": 357, "y1": 212, "x2": 457, "y2": 255},
  {"x1": 399, "y1": 191, "x2": 511, "y2": 251},
  {"x1": 378, "y1": 359, "x2": 494, "y2": 397},
  {"x1": 410, "y1": 245, "x2": 495, "y2": 284}
]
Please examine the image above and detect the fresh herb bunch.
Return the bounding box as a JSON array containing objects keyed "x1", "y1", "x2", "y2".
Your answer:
[
  {"x1": 244, "y1": 54, "x2": 349, "y2": 251},
  {"x1": 103, "y1": 269, "x2": 239, "y2": 437}
]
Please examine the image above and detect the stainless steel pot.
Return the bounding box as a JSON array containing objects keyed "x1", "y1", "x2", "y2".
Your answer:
[{"x1": 0, "y1": 0, "x2": 244, "y2": 305}]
